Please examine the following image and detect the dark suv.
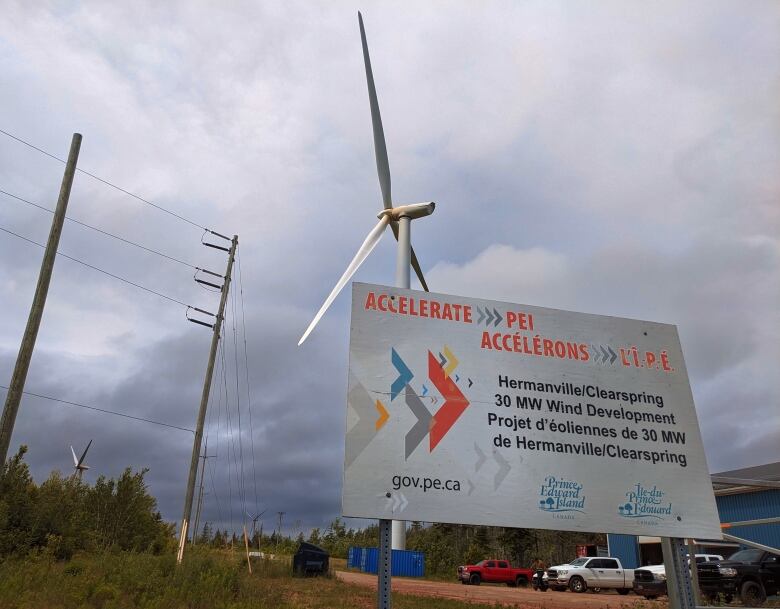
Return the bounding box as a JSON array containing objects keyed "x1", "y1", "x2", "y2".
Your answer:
[{"x1": 697, "y1": 548, "x2": 779, "y2": 606}]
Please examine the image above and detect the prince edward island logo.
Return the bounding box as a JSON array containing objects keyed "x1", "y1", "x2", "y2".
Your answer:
[
  {"x1": 618, "y1": 483, "x2": 672, "y2": 519},
  {"x1": 538, "y1": 476, "x2": 585, "y2": 514}
]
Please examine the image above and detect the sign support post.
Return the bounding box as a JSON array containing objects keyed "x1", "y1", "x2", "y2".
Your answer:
[
  {"x1": 377, "y1": 214, "x2": 412, "y2": 608},
  {"x1": 377, "y1": 518, "x2": 392, "y2": 609},
  {"x1": 662, "y1": 537, "x2": 696, "y2": 609},
  {"x1": 687, "y1": 538, "x2": 702, "y2": 606}
]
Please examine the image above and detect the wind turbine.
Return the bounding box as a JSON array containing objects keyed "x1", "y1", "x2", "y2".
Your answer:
[
  {"x1": 297, "y1": 11, "x2": 435, "y2": 347},
  {"x1": 70, "y1": 439, "x2": 92, "y2": 480},
  {"x1": 246, "y1": 508, "x2": 266, "y2": 538}
]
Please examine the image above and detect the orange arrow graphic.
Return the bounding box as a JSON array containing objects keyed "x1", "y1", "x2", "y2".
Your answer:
[{"x1": 375, "y1": 399, "x2": 389, "y2": 431}]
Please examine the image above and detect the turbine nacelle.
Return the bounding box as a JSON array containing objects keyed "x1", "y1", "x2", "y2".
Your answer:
[{"x1": 378, "y1": 202, "x2": 435, "y2": 221}]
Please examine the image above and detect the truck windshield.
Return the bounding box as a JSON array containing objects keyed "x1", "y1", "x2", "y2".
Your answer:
[
  {"x1": 727, "y1": 549, "x2": 763, "y2": 563},
  {"x1": 569, "y1": 558, "x2": 590, "y2": 566}
]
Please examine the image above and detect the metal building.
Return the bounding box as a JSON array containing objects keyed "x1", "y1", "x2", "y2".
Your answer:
[{"x1": 608, "y1": 461, "x2": 780, "y2": 568}]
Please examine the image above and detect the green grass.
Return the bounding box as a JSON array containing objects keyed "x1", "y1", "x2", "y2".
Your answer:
[{"x1": 0, "y1": 549, "x2": 519, "y2": 609}]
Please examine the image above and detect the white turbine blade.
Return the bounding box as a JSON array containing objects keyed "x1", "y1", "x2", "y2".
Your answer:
[
  {"x1": 298, "y1": 215, "x2": 390, "y2": 345},
  {"x1": 358, "y1": 12, "x2": 392, "y2": 210},
  {"x1": 78, "y1": 439, "x2": 93, "y2": 466},
  {"x1": 71, "y1": 446, "x2": 79, "y2": 467}
]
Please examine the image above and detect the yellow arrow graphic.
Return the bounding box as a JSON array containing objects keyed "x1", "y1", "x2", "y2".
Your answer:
[
  {"x1": 375, "y1": 399, "x2": 389, "y2": 431},
  {"x1": 443, "y1": 345, "x2": 459, "y2": 377}
]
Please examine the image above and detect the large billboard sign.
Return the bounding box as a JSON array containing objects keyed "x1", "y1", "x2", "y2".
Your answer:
[{"x1": 343, "y1": 282, "x2": 722, "y2": 538}]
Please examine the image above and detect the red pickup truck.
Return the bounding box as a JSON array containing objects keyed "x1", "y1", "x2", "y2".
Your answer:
[{"x1": 458, "y1": 559, "x2": 534, "y2": 586}]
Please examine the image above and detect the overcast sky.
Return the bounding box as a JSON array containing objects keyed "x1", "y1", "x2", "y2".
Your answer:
[{"x1": 1, "y1": 1, "x2": 778, "y2": 537}]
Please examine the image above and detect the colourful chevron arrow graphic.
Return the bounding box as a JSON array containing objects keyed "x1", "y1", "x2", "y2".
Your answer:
[
  {"x1": 404, "y1": 385, "x2": 432, "y2": 459},
  {"x1": 390, "y1": 348, "x2": 413, "y2": 401},
  {"x1": 375, "y1": 399, "x2": 389, "y2": 431},
  {"x1": 428, "y1": 350, "x2": 470, "y2": 451},
  {"x1": 345, "y1": 377, "x2": 379, "y2": 468},
  {"x1": 443, "y1": 345, "x2": 459, "y2": 377}
]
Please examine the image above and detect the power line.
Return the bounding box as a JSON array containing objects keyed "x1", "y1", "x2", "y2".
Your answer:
[
  {"x1": 0, "y1": 187, "x2": 201, "y2": 269},
  {"x1": 0, "y1": 384, "x2": 194, "y2": 433},
  {"x1": 207, "y1": 455, "x2": 224, "y2": 530},
  {"x1": 237, "y1": 248, "x2": 260, "y2": 514},
  {"x1": 231, "y1": 281, "x2": 248, "y2": 525},
  {"x1": 219, "y1": 336, "x2": 235, "y2": 536},
  {"x1": 204, "y1": 343, "x2": 226, "y2": 531},
  {"x1": 0, "y1": 127, "x2": 225, "y2": 234},
  {"x1": 0, "y1": 224, "x2": 199, "y2": 309}
]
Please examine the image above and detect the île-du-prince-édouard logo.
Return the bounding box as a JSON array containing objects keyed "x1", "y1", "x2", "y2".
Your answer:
[
  {"x1": 538, "y1": 476, "x2": 586, "y2": 518},
  {"x1": 618, "y1": 483, "x2": 672, "y2": 520}
]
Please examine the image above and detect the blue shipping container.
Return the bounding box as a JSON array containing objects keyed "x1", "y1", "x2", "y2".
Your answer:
[
  {"x1": 351, "y1": 547, "x2": 425, "y2": 577},
  {"x1": 347, "y1": 546, "x2": 363, "y2": 568},
  {"x1": 392, "y1": 549, "x2": 425, "y2": 577}
]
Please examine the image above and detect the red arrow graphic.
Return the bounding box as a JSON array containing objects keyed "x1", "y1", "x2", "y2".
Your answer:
[{"x1": 428, "y1": 350, "x2": 470, "y2": 451}]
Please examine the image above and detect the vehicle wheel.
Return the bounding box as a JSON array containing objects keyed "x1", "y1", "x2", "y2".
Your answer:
[
  {"x1": 516, "y1": 576, "x2": 528, "y2": 587},
  {"x1": 569, "y1": 576, "x2": 587, "y2": 593},
  {"x1": 740, "y1": 580, "x2": 766, "y2": 606},
  {"x1": 460, "y1": 579, "x2": 467, "y2": 585},
  {"x1": 724, "y1": 594, "x2": 733, "y2": 603},
  {"x1": 469, "y1": 573, "x2": 481, "y2": 586},
  {"x1": 644, "y1": 595, "x2": 658, "y2": 601},
  {"x1": 618, "y1": 588, "x2": 630, "y2": 595}
]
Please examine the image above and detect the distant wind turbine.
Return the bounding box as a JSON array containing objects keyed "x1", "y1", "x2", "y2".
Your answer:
[
  {"x1": 70, "y1": 439, "x2": 92, "y2": 480},
  {"x1": 297, "y1": 11, "x2": 435, "y2": 347},
  {"x1": 246, "y1": 508, "x2": 266, "y2": 537}
]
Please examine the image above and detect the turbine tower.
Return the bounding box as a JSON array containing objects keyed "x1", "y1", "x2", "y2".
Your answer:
[
  {"x1": 70, "y1": 439, "x2": 92, "y2": 480},
  {"x1": 298, "y1": 12, "x2": 435, "y2": 552}
]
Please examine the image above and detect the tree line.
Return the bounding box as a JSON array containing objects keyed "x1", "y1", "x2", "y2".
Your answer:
[
  {"x1": 195, "y1": 517, "x2": 605, "y2": 577},
  {"x1": 0, "y1": 446, "x2": 172, "y2": 559},
  {"x1": 1, "y1": 446, "x2": 604, "y2": 576}
]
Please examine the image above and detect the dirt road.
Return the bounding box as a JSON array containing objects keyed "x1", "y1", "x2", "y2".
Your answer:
[{"x1": 336, "y1": 571, "x2": 666, "y2": 608}]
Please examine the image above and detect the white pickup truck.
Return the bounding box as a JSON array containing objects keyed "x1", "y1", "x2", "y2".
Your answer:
[{"x1": 545, "y1": 557, "x2": 634, "y2": 594}]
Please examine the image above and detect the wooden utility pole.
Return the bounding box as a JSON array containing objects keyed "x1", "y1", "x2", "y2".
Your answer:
[
  {"x1": 177, "y1": 235, "x2": 238, "y2": 564},
  {"x1": 243, "y1": 525, "x2": 253, "y2": 573},
  {"x1": 0, "y1": 133, "x2": 82, "y2": 465},
  {"x1": 276, "y1": 511, "x2": 285, "y2": 552},
  {"x1": 192, "y1": 439, "x2": 215, "y2": 545}
]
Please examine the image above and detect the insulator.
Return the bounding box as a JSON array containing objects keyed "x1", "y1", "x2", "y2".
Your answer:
[
  {"x1": 195, "y1": 278, "x2": 223, "y2": 290},
  {"x1": 188, "y1": 318, "x2": 214, "y2": 329},
  {"x1": 196, "y1": 268, "x2": 223, "y2": 278},
  {"x1": 208, "y1": 229, "x2": 232, "y2": 241},
  {"x1": 203, "y1": 242, "x2": 230, "y2": 253}
]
